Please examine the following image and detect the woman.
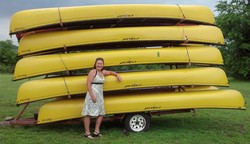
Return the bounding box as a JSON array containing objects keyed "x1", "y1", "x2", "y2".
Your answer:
[{"x1": 82, "y1": 57, "x2": 122, "y2": 139}]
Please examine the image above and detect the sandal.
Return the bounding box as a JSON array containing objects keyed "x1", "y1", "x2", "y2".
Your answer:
[
  {"x1": 84, "y1": 133, "x2": 94, "y2": 139},
  {"x1": 93, "y1": 131, "x2": 102, "y2": 137}
]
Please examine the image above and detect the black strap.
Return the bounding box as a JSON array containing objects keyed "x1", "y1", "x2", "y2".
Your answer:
[
  {"x1": 94, "y1": 69, "x2": 104, "y2": 78},
  {"x1": 94, "y1": 69, "x2": 97, "y2": 78},
  {"x1": 92, "y1": 82, "x2": 103, "y2": 85},
  {"x1": 92, "y1": 70, "x2": 104, "y2": 85}
]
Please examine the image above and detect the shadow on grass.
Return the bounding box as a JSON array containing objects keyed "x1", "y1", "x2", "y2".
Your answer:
[
  {"x1": 32, "y1": 119, "x2": 124, "y2": 134},
  {"x1": 30, "y1": 113, "x2": 245, "y2": 134}
]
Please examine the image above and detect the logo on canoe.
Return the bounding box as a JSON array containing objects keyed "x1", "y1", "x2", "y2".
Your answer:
[
  {"x1": 117, "y1": 14, "x2": 134, "y2": 18},
  {"x1": 20, "y1": 49, "x2": 31, "y2": 54},
  {"x1": 41, "y1": 118, "x2": 52, "y2": 122},
  {"x1": 125, "y1": 84, "x2": 142, "y2": 88},
  {"x1": 14, "y1": 27, "x2": 25, "y2": 31},
  {"x1": 144, "y1": 106, "x2": 161, "y2": 110},
  {"x1": 123, "y1": 37, "x2": 139, "y2": 41},
  {"x1": 120, "y1": 60, "x2": 137, "y2": 64},
  {"x1": 19, "y1": 98, "x2": 30, "y2": 102},
  {"x1": 15, "y1": 74, "x2": 27, "y2": 79}
]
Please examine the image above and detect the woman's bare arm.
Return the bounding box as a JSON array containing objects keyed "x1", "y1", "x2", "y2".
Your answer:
[
  {"x1": 103, "y1": 70, "x2": 122, "y2": 81},
  {"x1": 86, "y1": 69, "x2": 97, "y2": 102}
]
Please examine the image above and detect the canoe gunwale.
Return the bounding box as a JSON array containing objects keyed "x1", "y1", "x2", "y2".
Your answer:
[
  {"x1": 18, "y1": 40, "x2": 224, "y2": 57},
  {"x1": 16, "y1": 85, "x2": 229, "y2": 106},
  {"x1": 10, "y1": 15, "x2": 215, "y2": 35},
  {"x1": 13, "y1": 61, "x2": 224, "y2": 81},
  {"x1": 17, "y1": 84, "x2": 230, "y2": 105}
]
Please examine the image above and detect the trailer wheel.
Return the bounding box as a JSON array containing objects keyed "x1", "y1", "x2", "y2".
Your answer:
[{"x1": 124, "y1": 113, "x2": 151, "y2": 132}]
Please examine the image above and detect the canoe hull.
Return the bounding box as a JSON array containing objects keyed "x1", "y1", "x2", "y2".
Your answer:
[
  {"x1": 14, "y1": 46, "x2": 223, "y2": 80},
  {"x1": 18, "y1": 26, "x2": 224, "y2": 56},
  {"x1": 37, "y1": 90, "x2": 246, "y2": 124},
  {"x1": 17, "y1": 67, "x2": 228, "y2": 105},
  {"x1": 10, "y1": 5, "x2": 215, "y2": 34}
]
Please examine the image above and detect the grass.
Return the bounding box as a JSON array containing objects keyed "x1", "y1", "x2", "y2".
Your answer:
[{"x1": 0, "y1": 74, "x2": 249, "y2": 144}]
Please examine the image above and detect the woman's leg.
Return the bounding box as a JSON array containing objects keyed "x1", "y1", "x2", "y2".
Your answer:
[
  {"x1": 84, "y1": 116, "x2": 91, "y2": 134},
  {"x1": 94, "y1": 115, "x2": 103, "y2": 133}
]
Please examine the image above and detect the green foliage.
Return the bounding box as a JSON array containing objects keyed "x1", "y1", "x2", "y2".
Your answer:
[
  {"x1": 0, "y1": 40, "x2": 18, "y2": 73},
  {"x1": 216, "y1": 0, "x2": 250, "y2": 80},
  {"x1": 109, "y1": 64, "x2": 170, "y2": 72}
]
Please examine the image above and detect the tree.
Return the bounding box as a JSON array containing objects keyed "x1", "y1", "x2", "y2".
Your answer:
[
  {"x1": 216, "y1": 0, "x2": 250, "y2": 80},
  {"x1": 0, "y1": 40, "x2": 18, "y2": 73}
]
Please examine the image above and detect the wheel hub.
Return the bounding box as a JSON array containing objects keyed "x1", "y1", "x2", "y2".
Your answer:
[{"x1": 129, "y1": 114, "x2": 146, "y2": 132}]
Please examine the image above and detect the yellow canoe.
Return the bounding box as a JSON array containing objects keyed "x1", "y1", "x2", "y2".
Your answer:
[
  {"x1": 17, "y1": 67, "x2": 228, "y2": 105},
  {"x1": 14, "y1": 46, "x2": 223, "y2": 80},
  {"x1": 10, "y1": 4, "x2": 215, "y2": 34},
  {"x1": 37, "y1": 90, "x2": 245, "y2": 124},
  {"x1": 18, "y1": 25, "x2": 224, "y2": 56}
]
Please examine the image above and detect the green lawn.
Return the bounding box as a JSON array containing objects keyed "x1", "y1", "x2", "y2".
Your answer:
[{"x1": 0, "y1": 74, "x2": 249, "y2": 144}]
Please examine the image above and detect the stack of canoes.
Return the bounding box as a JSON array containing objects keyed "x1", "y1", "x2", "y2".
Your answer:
[{"x1": 10, "y1": 5, "x2": 245, "y2": 124}]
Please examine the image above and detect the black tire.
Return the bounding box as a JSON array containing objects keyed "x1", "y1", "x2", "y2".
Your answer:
[
  {"x1": 34, "y1": 112, "x2": 38, "y2": 120},
  {"x1": 124, "y1": 113, "x2": 151, "y2": 132}
]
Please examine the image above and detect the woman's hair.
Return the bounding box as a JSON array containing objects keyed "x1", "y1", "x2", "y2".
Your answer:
[{"x1": 93, "y1": 57, "x2": 104, "y2": 70}]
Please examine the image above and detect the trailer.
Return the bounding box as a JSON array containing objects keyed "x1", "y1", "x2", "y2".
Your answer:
[{"x1": 1, "y1": 102, "x2": 194, "y2": 132}]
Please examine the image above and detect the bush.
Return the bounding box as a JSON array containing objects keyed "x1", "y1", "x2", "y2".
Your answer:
[
  {"x1": 216, "y1": 0, "x2": 250, "y2": 80},
  {"x1": 0, "y1": 40, "x2": 18, "y2": 74}
]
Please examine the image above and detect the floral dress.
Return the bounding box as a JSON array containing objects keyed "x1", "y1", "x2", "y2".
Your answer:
[{"x1": 82, "y1": 72, "x2": 105, "y2": 117}]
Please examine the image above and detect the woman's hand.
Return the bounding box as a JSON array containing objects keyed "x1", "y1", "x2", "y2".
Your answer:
[
  {"x1": 116, "y1": 74, "x2": 122, "y2": 81},
  {"x1": 91, "y1": 95, "x2": 97, "y2": 103}
]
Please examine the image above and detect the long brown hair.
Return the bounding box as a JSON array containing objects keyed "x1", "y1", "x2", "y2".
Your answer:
[{"x1": 93, "y1": 57, "x2": 104, "y2": 70}]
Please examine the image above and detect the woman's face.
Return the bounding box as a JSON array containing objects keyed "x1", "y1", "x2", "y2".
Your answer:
[{"x1": 95, "y1": 60, "x2": 104, "y2": 70}]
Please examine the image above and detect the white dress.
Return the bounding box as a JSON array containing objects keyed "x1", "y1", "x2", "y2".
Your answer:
[{"x1": 82, "y1": 72, "x2": 105, "y2": 117}]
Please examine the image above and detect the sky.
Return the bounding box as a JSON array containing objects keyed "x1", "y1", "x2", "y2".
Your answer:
[{"x1": 0, "y1": 0, "x2": 220, "y2": 45}]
